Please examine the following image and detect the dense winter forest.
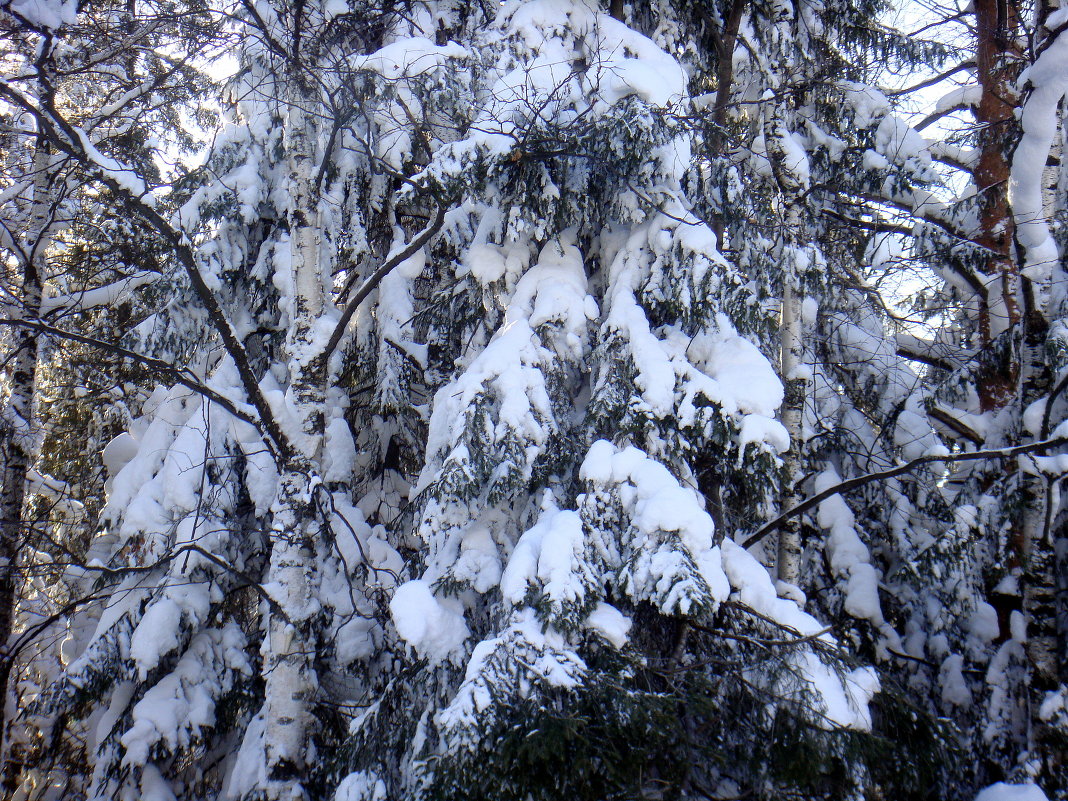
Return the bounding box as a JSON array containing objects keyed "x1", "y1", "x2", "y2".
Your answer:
[{"x1": 1, "y1": 0, "x2": 1067, "y2": 798}]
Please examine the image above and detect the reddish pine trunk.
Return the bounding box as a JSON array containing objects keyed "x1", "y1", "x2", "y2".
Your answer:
[{"x1": 973, "y1": 0, "x2": 1023, "y2": 411}]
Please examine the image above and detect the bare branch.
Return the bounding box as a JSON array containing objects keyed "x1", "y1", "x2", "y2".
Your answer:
[
  {"x1": 324, "y1": 203, "x2": 446, "y2": 360},
  {"x1": 884, "y1": 61, "x2": 975, "y2": 97},
  {"x1": 0, "y1": 317, "x2": 264, "y2": 433},
  {"x1": 742, "y1": 434, "x2": 1068, "y2": 548}
]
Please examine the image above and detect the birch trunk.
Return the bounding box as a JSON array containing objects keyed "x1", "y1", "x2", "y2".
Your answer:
[
  {"x1": 1021, "y1": 304, "x2": 1057, "y2": 687},
  {"x1": 262, "y1": 73, "x2": 327, "y2": 801},
  {"x1": 1011, "y1": 9, "x2": 1068, "y2": 725},
  {"x1": 984, "y1": 2, "x2": 1065, "y2": 779},
  {"x1": 1056, "y1": 515, "x2": 1068, "y2": 684},
  {"x1": 0, "y1": 139, "x2": 50, "y2": 794},
  {"x1": 763, "y1": 99, "x2": 806, "y2": 588},
  {"x1": 777, "y1": 244, "x2": 804, "y2": 587}
]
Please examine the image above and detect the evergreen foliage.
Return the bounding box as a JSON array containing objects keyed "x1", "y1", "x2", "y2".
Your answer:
[{"x1": 2, "y1": 1, "x2": 1068, "y2": 800}]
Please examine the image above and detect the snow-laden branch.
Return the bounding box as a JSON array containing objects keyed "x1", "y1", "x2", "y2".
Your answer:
[
  {"x1": 40, "y1": 270, "x2": 158, "y2": 314},
  {"x1": 848, "y1": 189, "x2": 983, "y2": 255},
  {"x1": 895, "y1": 332, "x2": 975, "y2": 371},
  {"x1": 1011, "y1": 26, "x2": 1068, "y2": 277},
  {"x1": 926, "y1": 405, "x2": 985, "y2": 445},
  {"x1": 742, "y1": 433, "x2": 1068, "y2": 548},
  {"x1": 26, "y1": 467, "x2": 83, "y2": 516}
]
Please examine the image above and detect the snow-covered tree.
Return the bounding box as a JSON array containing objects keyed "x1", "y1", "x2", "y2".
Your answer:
[
  {"x1": 0, "y1": 0, "x2": 220, "y2": 790},
  {"x1": 729, "y1": 0, "x2": 1068, "y2": 794},
  {"x1": 4, "y1": 0, "x2": 1068, "y2": 800}
]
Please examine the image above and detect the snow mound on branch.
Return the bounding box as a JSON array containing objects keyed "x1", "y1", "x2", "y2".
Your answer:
[
  {"x1": 687, "y1": 317, "x2": 785, "y2": 418},
  {"x1": 720, "y1": 540, "x2": 831, "y2": 643},
  {"x1": 7, "y1": 0, "x2": 77, "y2": 29},
  {"x1": 224, "y1": 713, "x2": 265, "y2": 800},
  {"x1": 423, "y1": 0, "x2": 688, "y2": 181},
  {"x1": 41, "y1": 271, "x2": 158, "y2": 315},
  {"x1": 974, "y1": 784, "x2": 1050, "y2": 801},
  {"x1": 389, "y1": 579, "x2": 469, "y2": 662},
  {"x1": 581, "y1": 440, "x2": 729, "y2": 615},
  {"x1": 584, "y1": 602, "x2": 631, "y2": 648},
  {"x1": 350, "y1": 37, "x2": 469, "y2": 80},
  {"x1": 334, "y1": 771, "x2": 388, "y2": 801},
  {"x1": 501, "y1": 0, "x2": 686, "y2": 108},
  {"x1": 121, "y1": 626, "x2": 251, "y2": 767},
  {"x1": 814, "y1": 469, "x2": 885, "y2": 626},
  {"x1": 501, "y1": 508, "x2": 589, "y2": 611},
  {"x1": 600, "y1": 214, "x2": 787, "y2": 456},
  {"x1": 577, "y1": 442, "x2": 882, "y2": 731},
  {"x1": 101, "y1": 432, "x2": 139, "y2": 477},
  {"x1": 720, "y1": 539, "x2": 880, "y2": 731},
  {"x1": 842, "y1": 82, "x2": 890, "y2": 128},
  {"x1": 415, "y1": 235, "x2": 591, "y2": 499},
  {"x1": 129, "y1": 598, "x2": 183, "y2": 676},
  {"x1": 796, "y1": 652, "x2": 881, "y2": 731},
  {"x1": 437, "y1": 609, "x2": 587, "y2": 739}
]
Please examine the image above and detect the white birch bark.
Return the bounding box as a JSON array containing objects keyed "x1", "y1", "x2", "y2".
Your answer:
[
  {"x1": 763, "y1": 100, "x2": 807, "y2": 588},
  {"x1": 262, "y1": 73, "x2": 327, "y2": 801},
  {"x1": 1008, "y1": 18, "x2": 1068, "y2": 690},
  {"x1": 777, "y1": 244, "x2": 805, "y2": 587},
  {"x1": 0, "y1": 138, "x2": 50, "y2": 793}
]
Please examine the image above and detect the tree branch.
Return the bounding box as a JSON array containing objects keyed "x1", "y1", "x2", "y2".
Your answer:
[
  {"x1": 884, "y1": 62, "x2": 975, "y2": 97},
  {"x1": 821, "y1": 207, "x2": 914, "y2": 237},
  {"x1": 927, "y1": 405, "x2": 985, "y2": 445},
  {"x1": 0, "y1": 317, "x2": 264, "y2": 434},
  {"x1": 914, "y1": 104, "x2": 970, "y2": 131},
  {"x1": 323, "y1": 203, "x2": 446, "y2": 360},
  {"x1": 742, "y1": 434, "x2": 1068, "y2": 548},
  {"x1": 0, "y1": 80, "x2": 294, "y2": 462}
]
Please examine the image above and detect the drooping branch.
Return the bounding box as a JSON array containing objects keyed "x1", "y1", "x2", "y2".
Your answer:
[
  {"x1": 895, "y1": 332, "x2": 976, "y2": 370},
  {"x1": 848, "y1": 189, "x2": 988, "y2": 255},
  {"x1": 1041, "y1": 370, "x2": 1068, "y2": 439},
  {"x1": 884, "y1": 61, "x2": 976, "y2": 97},
  {"x1": 914, "y1": 104, "x2": 971, "y2": 131},
  {"x1": 896, "y1": 344, "x2": 955, "y2": 371},
  {"x1": 84, "y1": 542, "x2": 292, "y2": 622},
  {"x1": 927, "y1": 405, "x2": 985, "y2": 445},
  {"x1": 821, "y1": 208, "x2": 915, "y2": 237},
  {"x1": 0, "y1": 317, "x2": 266, "y2": 437}
]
